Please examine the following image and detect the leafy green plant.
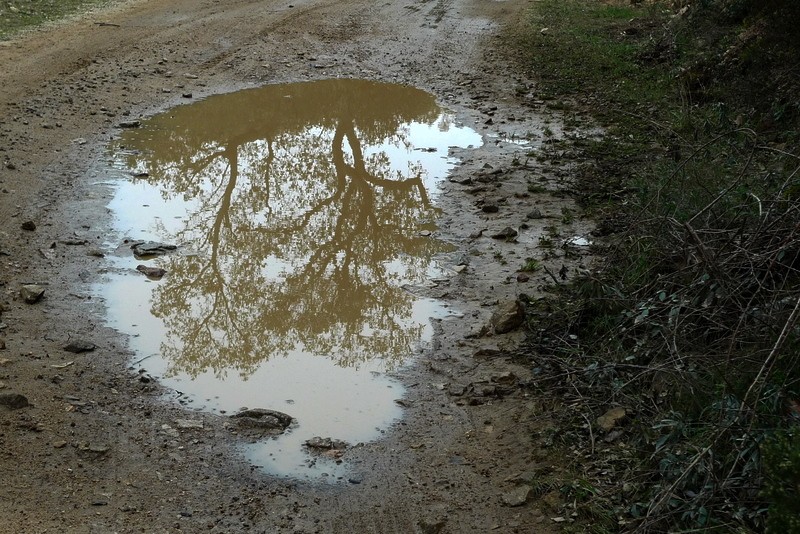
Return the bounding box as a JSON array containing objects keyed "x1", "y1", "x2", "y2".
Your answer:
[
  {"x1": 507, "y1": 1, "x2": 800, "y2": 532},
  {"x1": 762, "y1": 430, "x2": 800, "y2": 532}
]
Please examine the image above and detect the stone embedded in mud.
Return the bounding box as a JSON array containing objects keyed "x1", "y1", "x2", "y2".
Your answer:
[
  {"x1": 78, "y1": 443, "x2": 110, "y2": 456},
  {"x1": 490, "y1": 226, "x2": 518, "y2": 240},
  {"x1": 491, "y1": 371, "x2": 518, "y2": 386},
  {"x1": 501, "y1": 485, "x2": 531, "y2": 507},
  {"x1": 526, "y1": 208, "x2": 544, "y2": 219},
  {"x1": 118, "y1": 120, "x2": 141, "y2": 128},
  {"x1": 20, "y1": 285, "x2": 45, "y2": 304},
  {"x1": 130, "y1": 241, "x2": 177, "y2": 259},
  {"x1": 304, "y1": 436, "x2": 349, "y2": 451},
  {"x1": 60, "y1": 238, "x2": 88, "y2": 246},
  {"x1": 482, "y1": 204, "x2": 499, "y2": 213},
  {"x1": 490, "y1": 299, "x2": 525, "y2": 334},
  {"x1": 231, "y1": 408, "x2": 293, "y2": 432},
  {"x1": 448, "y1": 383, "x2": 468, "y2": 396},
  {"x1": 473, "y1": 347, "x2": 502, "y2": 359},
  {"x1": 20, "y1": 220, "x2": 36, "y2": 231},
  {"x1": 473, "y1": 383, "x2": 498, "y2": 397},
  {"x1": 0, "y1": 392, "x2": 29, "y2": 410},
  {"x1": 64, "y1": 339, "x2": 96, "y2": 353},
  {"x1": 175, "y1": 419, "x2": 204, "y2": 430},
  {"x1": 135, "y1": 264, "x2": 167, "y2": 279}
]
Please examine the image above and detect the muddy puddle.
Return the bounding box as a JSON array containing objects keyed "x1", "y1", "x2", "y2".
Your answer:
[{"x1": 99, "y1": 79, "x2": 481, "y2": 480}]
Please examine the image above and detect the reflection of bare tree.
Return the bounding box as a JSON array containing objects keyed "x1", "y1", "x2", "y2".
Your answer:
[{"x1": 117, "y1": 80, "x2": 458, "y2": 377}]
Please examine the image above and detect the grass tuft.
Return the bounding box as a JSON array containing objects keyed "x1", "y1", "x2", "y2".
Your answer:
[{"x1": 1, "y1": 0, "x2": 114, "y2": 40}]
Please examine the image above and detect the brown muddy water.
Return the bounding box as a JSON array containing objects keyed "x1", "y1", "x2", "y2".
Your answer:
[{"x1": 99, "y1": 79, "x2": 482, "y2": 481}]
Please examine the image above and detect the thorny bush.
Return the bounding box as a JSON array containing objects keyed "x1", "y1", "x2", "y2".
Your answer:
[{"x1": 525, "y1": 127, "x2": 800, "y2": 532}]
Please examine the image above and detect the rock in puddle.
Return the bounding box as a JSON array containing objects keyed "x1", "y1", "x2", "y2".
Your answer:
[
  {"x1": 130, "y1": 241, "x2": 177, "y2": 259},
  {"x1": 231, "y1": 408, "x2": 293, "y2": 433},
  {"x1": 304, "y1": 436, "x2": 349, "y2": 451},
  {"x1": 135, "y1": 265, "x2": 167, "y2": 279}
]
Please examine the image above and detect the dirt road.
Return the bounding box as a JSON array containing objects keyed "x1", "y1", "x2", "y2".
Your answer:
[{"x1": 0, "y1": 0, "x2": 588, "y2": 531}]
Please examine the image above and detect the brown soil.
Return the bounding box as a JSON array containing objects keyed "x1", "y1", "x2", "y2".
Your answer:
[{"x1": 0, "y1": 0, "x2": 593, "y2": 531}]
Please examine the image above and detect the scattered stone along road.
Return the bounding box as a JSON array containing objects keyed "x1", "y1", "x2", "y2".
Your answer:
[{"x1": 0, "y1": 0, "x2": 592, "y2": 531}]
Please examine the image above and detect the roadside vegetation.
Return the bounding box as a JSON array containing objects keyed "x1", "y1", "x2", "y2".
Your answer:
[
  {"x1": 509, "y1": 0, "x2": 800, "y2": 531},
  {"x1": 0, "y1": 0, "x2": 112, "y2": 39}
]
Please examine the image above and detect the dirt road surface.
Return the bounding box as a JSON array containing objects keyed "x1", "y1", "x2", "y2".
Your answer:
[{"x1": 0, "y1": 0, "x2": 591, "y2": 531}]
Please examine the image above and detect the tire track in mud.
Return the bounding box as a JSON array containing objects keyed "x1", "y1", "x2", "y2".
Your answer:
[{"x1": 192, "y1": 0, "x2": 367, "y2": 68}]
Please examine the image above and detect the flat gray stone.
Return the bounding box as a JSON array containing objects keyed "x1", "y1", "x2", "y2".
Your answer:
[
  {"x1": 502, "y1": 485, "x2": 531, "y2": 507},
  {"x1": 231, "y1": 408, "x2": 293, "y2": 432},
  {"x1": 130, "y1": 241, "x2": 177, "y2": 259},
  {"x1": 491, "y1": 226, "x2": 518, "y2": 240},
  {"x1": 175, "y1": 419, "x2": 204, "y2": 430},
  {"x1": 20, "y1": 285, "x2": 45, "y2": 304}
]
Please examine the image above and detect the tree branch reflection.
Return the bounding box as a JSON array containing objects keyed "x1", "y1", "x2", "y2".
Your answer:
[{"x1": 118, "y1": 80, "x2": 458, "y2": 378}]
